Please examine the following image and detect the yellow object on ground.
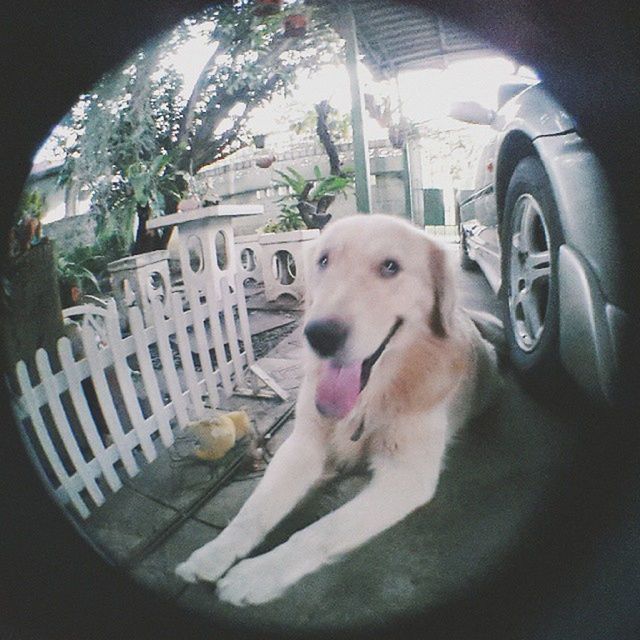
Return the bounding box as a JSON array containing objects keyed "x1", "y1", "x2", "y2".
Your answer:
[{"x1": 189, "y1": 410, "x2": 251, "y2": 461}]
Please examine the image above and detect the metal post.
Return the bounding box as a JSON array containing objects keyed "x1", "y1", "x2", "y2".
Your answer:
[
  {"x1": 342, "y1": 5, "x2": 371, "y2": 213},
  {"x1": 402, "y1": 139, "x2": 413, "y2": 223}
]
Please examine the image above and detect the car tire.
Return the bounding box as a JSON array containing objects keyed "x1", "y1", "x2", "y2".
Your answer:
[
  {"x1": 459, "y1": 227, "x2": 479, "y2": 271},
  {"x1": 500, "y1": 156, "x2": 564, "y2": 377}
]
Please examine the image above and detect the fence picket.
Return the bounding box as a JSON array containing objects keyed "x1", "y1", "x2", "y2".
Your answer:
[
  {"x1": 220, "y1": 276, "x2": 245, "y2": 385},
  {"x1": 83, "y1": 311, "x2": 146, "y2": 471},
  {"x1": 185, "y1": 287, "x2": 220, "y2": 408},
  {"x1": 203, "y1": 280, "x2": 234, "y2": 396},
  {"x1": 57, "y1": 337, "x2": 122, "y2": 492},
  {"x1": 234, "y1": 271, "x2": 255, "y2": 365},
  {"x1": 149, "y1": 296, "x2": 189, "y2": 428},
  {"x1": 169, "y1": 292, "x2": 205, "y2": 417},
  {"x1": 34, "y1": 349, "x2": 105, "y2": 507},
  {"x1": 127, "y1": 305, "x2": 174, "y2": 448},
  {"x1": 15, "y1": 361, "x2": 89, "y2": 518}
]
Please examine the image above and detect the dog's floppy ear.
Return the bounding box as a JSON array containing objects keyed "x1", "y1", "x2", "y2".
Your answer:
[{"x1": 427, "y1": 240, "x2": 457, "y2": 338}]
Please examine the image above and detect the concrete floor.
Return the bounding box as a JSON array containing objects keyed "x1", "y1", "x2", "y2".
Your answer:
[{"x1": 80, "y1": 242, "x2": 578, "y2": 636}]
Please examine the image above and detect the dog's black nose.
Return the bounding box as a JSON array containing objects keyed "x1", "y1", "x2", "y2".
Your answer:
[{"x1": 304, "y1": 319, "x2": 349, "y2": 358}]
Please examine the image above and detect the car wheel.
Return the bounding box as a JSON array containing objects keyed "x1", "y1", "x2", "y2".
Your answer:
[
  {"x1": 500, "y1": 156, "x2": 564, "y2": 376},
  {"x1": 459, "y1": 227, "x2": 479, "y2": 271}
]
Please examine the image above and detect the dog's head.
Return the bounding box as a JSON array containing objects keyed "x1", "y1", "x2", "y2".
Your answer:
[{"x1": 303, "y1": 214, "x2": 457, "y2": 419}]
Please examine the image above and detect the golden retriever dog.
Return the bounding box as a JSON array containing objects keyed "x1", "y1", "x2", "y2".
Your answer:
[{"x1": 176, "y1": 214, "x2": 499, "y2": 605}]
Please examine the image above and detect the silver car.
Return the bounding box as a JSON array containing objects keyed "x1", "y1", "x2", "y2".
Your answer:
[{"x1": 452, "y1": 83, "x2": 627, "y2": 405}]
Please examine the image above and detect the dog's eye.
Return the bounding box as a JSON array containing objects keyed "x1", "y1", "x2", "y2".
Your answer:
[
  {"x1": 318, "y1": 253, "x2": 329, "y2": 270},
  {"x1": 380, "y1": 259, "x2": 400, "y2": 278}
]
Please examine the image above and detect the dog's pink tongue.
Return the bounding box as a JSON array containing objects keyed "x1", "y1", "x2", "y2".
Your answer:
[{"x1": 315, "y1": 361, "x2": 362, "y2": 419}]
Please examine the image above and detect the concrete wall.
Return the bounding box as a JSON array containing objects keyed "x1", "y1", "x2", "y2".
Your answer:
[
  {"x1": 32, "y1": 141, "x2": 410, "y2": 249},
  {"x1": 199, "y1": 141, "x2": 408, "y2": 236},
  {"x1": 41, "y1": 211, "x2": 100, "y2": 255}
]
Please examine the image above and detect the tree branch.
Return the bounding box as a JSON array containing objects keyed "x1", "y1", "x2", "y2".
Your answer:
[{"x1": 315, "y1": 100, "x2": 341, "y2": 175}]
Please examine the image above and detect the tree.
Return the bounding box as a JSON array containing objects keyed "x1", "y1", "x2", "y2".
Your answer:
[{"x1": 57, "y1": 0, "x2": 342, "y2": 255}]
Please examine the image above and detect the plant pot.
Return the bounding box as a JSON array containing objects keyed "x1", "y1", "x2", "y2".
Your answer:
[
  {"x1": 284, "y1": 14, "x2": 307, "y2": 38},
  {"x1": 253, "y1": 134, "x2": 266, "y2": 149}
]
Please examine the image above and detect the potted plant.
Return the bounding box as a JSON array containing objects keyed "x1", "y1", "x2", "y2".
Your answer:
[
  {"x1": 253, "y1": 165, "x2": 353, "y2": 302},
  {"x1": 253, "y1": 134, "x2": 267, "y2": 149},
  {"x1": 283, "y1": 13, "x2": 307, "y2": 38},
  {"x1": 272, "y1": 165, "x2": 354, "y2": 230}
]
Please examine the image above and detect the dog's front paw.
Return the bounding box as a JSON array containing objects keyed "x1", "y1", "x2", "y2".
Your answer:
[
  {"x1": 175, "y1": 540, "x2": 236, "y2": 584},
  {"x1": 216, "y1": 554, "x2": 290, "y2": 606}
]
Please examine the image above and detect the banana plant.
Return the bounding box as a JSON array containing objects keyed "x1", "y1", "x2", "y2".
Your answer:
[{"x1": 126, "y1": 152, "x2": 186, "y2": 218}]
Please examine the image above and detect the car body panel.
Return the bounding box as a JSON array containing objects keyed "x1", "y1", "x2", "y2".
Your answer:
[
  {"x1": 458, "y1": 83, "x2": 627, "y2": 404},
  {"x1": 558, "y1": 245, "x2": 626, "y2": 404}
]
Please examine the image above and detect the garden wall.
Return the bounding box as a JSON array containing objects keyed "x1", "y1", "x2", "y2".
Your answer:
[
  {"x1": 199, "y1": 141, "x2": 409, "y2": 236},
  {"x1": 42, "y1": 211, "x2": 100, "y2": 255}
]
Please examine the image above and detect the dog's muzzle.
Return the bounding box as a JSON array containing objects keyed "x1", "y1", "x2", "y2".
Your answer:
[{"x1": 311, "y1": 317, "x2": 404, "y2": 421}]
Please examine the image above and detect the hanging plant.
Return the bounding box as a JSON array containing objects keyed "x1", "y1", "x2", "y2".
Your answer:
[
  {"x1": 253, "y1": 0, "x2": 282, "y2": 17},
  {"x1": 283, "y1": 14, "x2": 308, "y2": 38}
]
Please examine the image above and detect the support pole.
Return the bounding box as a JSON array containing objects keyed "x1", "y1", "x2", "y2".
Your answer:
[
  {"x1": 342, "y1": 5, "x2": 371, "y2": 213},
  {"x1": 394, "y1": 74, "x2": 417, "y2": 224},
  {"x1": 402, "y1": 141, "x2": 414, "y2": 222}
]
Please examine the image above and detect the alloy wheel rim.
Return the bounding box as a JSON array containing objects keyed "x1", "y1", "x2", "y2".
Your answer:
[{"x1": 508, "y1": 193, "x2": 551, "y2": 352}]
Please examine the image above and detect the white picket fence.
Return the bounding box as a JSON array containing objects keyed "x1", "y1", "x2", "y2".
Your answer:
[{"x1": 9, "y1": 272, "x2": 281, "y2": 519}]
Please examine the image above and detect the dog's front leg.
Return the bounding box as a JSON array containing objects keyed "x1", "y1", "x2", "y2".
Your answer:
[
  {"x1": 176, "y1": 428, "x2": 326, "y2": 584},
  {"x1": 217, "y1": 422, "x2": 448, "y2": 605}
]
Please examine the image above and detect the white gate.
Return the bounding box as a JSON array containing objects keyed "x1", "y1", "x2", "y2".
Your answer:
[{"x1": 9, "y1": 272, "x2": 286, "y2": 519}]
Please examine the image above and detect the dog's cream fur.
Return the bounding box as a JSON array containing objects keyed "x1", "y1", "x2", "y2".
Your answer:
[{"x1": 176, "y1": 214, "x2": 498, "y2": 605}]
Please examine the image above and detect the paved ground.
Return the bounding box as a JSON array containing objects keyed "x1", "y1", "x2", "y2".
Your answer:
[{"x1": 78, "y1": 242, "x2": 579, "y2": 637}]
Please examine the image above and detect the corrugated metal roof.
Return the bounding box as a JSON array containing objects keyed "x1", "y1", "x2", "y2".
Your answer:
[{"x1": 336, "y1": 0, "x2": 498, "y2": 78}]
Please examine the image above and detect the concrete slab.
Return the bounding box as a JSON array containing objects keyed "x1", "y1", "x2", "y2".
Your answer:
[
  {"x1": 195, "y1": 477, "x2": 260, "y2": 529},
  {"x1": 123, "y1": 438, "x2": 249, "y2": 513},
  {"x1": 246, "y1": 289, "x2": 305, "y2": 312},
  {"x1": 253, "y1": 357, "x2": 303, "y2": 392},
  {"x1": 262, "y1": 416, "x2": 294, "y2": 456},
  {"x1": 246, "y1": 309, "x2": 298, "y2": 336},
  {"x1": 131, "y1": 518, "x2": 220, "y2": 599},
  {"x1": 83, "y1": 486, "x2": 179, "y2": 565},
  {"x1": 259, "y1": 325, "x2": 304, "y2": 361}
]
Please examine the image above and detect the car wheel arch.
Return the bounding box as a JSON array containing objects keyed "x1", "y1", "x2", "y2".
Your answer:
[{"x1": 496, "y1": 131, "x2": 538, "y2": 227}]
